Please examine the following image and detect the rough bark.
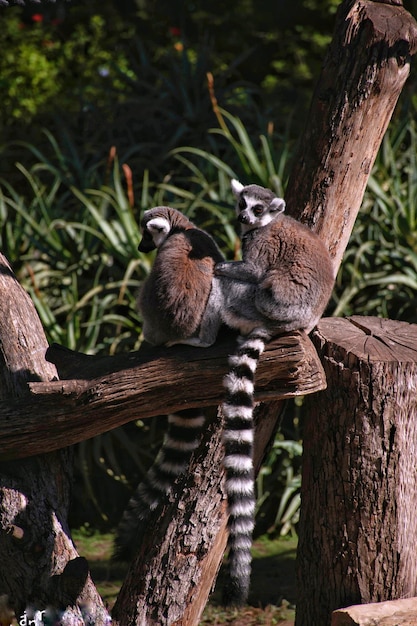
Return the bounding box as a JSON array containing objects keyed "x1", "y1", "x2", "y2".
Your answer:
[
  {"x1": 0, "y1": 254, "x2": 110, "y2": 623},
  {"x1": 285, "y1": 0, "x2": 417, "y2": 272},
  {"x1": 297, "y1": 316, "x2": 417, "y2": 626},
  {"x1": 0, "y1": 330, "x2": 325, "y2": 461},
  {"x1": 112, "y1": 401, "x2": 286, "y2": 626}
]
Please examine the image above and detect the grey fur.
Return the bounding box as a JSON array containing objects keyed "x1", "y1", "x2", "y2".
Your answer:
[
  {"x1": 215, "y1": 179, "x2": 335, "y2": 335},
  {"x1": 214, "y1": 180, "x2": 335, "y2": 606}
]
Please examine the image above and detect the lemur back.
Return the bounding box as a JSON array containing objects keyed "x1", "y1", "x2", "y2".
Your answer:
[
  {"x1": 215, "y1": 179, "x2": 335, "y2": 605},
  {"x1": 114, "y1": 206, "x2": 225, "y2": 559},
  {"x1": 138, "y1": 206, "x2": 225, "y2": 347}
]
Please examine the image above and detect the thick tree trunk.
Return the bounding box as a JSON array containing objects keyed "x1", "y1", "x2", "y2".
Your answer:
[
  {"x1": 297, "y1": 317, "x2": 417, "y2": 626},
  {"x1": 112, "y1": 1, "x2": 417, "y2": 623},
  {"x1": 112, "y1": 401, "x2": 286, "y2": 625},
  {"x1": 0, "y1": 254, "x2": 110, "y2": 623},
  {"x1": 285, "y1": 0, "x2": 417, "y2": 271}
]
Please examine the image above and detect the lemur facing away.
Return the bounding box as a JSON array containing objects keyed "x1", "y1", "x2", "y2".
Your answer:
[
  {"x1": 214, "y1": 179, "x2": 335, "y2": 605},
  {"x1": 137, "y1": 205, "x2": 225, "y2": 348},
  {"x1": 113, "y1": 206, "x2": 225, "y2": 560}
]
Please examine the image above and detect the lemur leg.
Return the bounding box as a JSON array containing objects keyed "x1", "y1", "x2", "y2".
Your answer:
[{"x1": 219, "y1": 278, "x2": 271, "y2": 336}]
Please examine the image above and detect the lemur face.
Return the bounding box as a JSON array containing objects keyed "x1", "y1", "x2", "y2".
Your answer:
[
  {"x1": 237, "y1": 194, "x2": 277, "y2": 231},
  {"x1": 230, "y1": 179, "x2": 285, "y2": 234}
]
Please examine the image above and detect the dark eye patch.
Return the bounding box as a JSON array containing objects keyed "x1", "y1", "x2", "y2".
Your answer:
[
  {"x1": 239, "y1": 197, "x2": 246, "y2": 210},
  {"x1": 253, "y1": 204, "x2": 264, "y2": 216}
]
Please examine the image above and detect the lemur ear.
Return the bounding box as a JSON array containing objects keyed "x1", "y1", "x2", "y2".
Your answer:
[
  {"x1": 270, "y1": 197, "x2": 286, "y2": 214},
  {"x1": 231, "y1": 179, "x2": 244, "y2": 197}
]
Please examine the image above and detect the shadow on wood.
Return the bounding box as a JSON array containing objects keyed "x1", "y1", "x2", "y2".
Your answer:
[{"x1": 0, "y1": 330, "x2": 326, "y2": 461}]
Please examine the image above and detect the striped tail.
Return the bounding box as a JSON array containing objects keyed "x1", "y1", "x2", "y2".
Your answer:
[
  {"x1": 221, "y1": 331, "x2": 267, "y2": 606},
  {"x1": 113, "y1": 408, "x2": 205, "y2": 560}
]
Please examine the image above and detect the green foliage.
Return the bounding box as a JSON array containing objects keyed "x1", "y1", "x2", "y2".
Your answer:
[
  {"x1": 0, "y1": 0, "x2": 344, "y2": 185},
  {"x1": 0, "y1": 133, "x2": 149, "y2": 355},
  {"x1": 333, "y1": 113, "x2": 417, "y2": 323},
  {"x1": 137, "y1": 0, "x2": 337, "y2": 110},
  {"x1": 256, "y1": 437, "x2": 302, "y2": 538},
  {"x1": 0, "y1": 9, "x2": 135, "y2": 124},
  {"x1": 0, "y1": 14, "x2": 59, "y2": 120},
  {"x1": 163, "y1": 105, "x2": 292, "y2": 254}
]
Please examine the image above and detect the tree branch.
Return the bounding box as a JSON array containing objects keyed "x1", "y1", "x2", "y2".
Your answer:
[{"x1": 0, "y1": 330, "x2": 325, "y2": 461}]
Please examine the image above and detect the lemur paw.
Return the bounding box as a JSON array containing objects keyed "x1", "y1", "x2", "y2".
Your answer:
[{"x1": 214, "y1": 262, "x2": 229, "y2": 276}]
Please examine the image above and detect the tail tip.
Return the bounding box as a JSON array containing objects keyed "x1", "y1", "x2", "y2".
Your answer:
[
  {"x1": 111, "y1": 542, "x2": 130, "y2": 563},
  {"x1": 222, "y1": 577, "x2": 250, "y2": 607}
]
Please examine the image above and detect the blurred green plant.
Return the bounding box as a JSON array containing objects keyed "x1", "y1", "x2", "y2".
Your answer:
[
  {"x1": 256, "y1": 436, "x2": 302, "y2": 538},
  {"x1": 0, "y1": 10, "x2": 135, "y2": 124}
]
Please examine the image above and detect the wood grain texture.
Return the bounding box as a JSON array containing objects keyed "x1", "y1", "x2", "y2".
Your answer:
[
  {"x1": 332, "y1": 597, "x2": 417, "y2": 626},
  {"x1": 297, "y1": 317, "x2": 417, "y2": 626},
  {"x1": 0, "y1": 331, "x2": 326, "y2": 461}
]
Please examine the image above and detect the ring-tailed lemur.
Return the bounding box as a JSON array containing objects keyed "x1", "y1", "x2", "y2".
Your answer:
[
  {"x1": 214, "y1": 179, "x2": 335, "y2": 605},
  {"x1": 114, "y1": 190, "x2": 334, "y2": 608},
  {"x1": 114, "y1": 206, "x2": 225, "y2": 559}
]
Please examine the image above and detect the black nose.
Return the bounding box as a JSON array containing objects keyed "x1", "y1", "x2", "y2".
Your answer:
[{"x1": 238, "y1": 213, "x2": 249, "y2": 224}]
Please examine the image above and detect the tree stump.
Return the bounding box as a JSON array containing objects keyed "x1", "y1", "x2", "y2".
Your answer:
[
  {"x1": 296, "y1": 316, "x2": 417, "y2": 626},
  {"x1": 332, "y1": 597, "x2": 417, "y2": 626},
  {"x1": 0, "y1": 254, "x2": 110, "y2": 624}
]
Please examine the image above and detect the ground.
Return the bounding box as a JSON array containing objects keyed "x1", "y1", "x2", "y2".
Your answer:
[{"x1": 72, "y1": 530, "x2": 297, "y2": 625}]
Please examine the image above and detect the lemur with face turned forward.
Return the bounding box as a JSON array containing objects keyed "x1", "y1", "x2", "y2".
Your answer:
[
  {"x1": 114, "y1": 191, "x2": 334, "y2": 607},
  {"x1": 215, "y1": 179, "x2": 335, "y2": 606},
  {"x1": 114, "y1": 206, "x2": 225, "y2": 559}
]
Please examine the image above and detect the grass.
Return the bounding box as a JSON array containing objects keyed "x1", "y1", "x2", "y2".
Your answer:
[{"x1": 71, "y1": 528, "x2": 297, "y2": 625}]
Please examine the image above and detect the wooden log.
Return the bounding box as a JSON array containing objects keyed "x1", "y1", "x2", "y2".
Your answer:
[
  {"x1": 0, "y1": 254, "x2": 110, "y2": 623},
  {"x1": 112, "y1": 400, "x2": 286, "y2": 625},
  {"x1": 285, "y1": 0, "x2": 417, "y2": 273},
  {"x1": 0, "y1": 330, "x2": 325, "y2": 461},
  {"x1": 296, "y1": 316, "x2": 417, "y2": 626},
  {"x1": 332, "y1": 597, "x2": 417, "y2": 626}
]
